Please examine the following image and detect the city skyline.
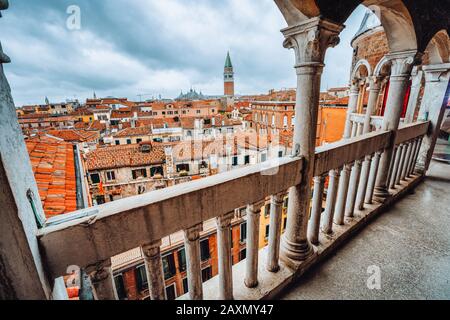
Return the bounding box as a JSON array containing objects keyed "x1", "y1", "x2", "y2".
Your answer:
[{"x1": 2, "y1": 0, "x2": 366, "y2": 106}]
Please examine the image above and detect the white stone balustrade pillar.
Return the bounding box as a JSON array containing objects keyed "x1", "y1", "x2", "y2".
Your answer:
[
  {"x1": 374, "y1": 51, "x2": 419, "y2": 200},
  {"x1": 279, "y1": 17, "x2": 344, "y2": 268},
  {"x1": 345, "y1": 159, "x2": 363, "y2": 217},
  {"x1": 356, "y1": 154, "x2": 373, "y2": 210},
  {"x1": 416, "y1": 63, "x2": 450, "y2": 172},
  {"x1": 390, "y1": 144, "x2": 404, "y2": 188},
  {"x1": 365, "y1": 151, "x2": 382, "y2": 204},
  {"x1": 86, "y1": 259, "x2": 118, "y2": 301},
  {"x1": 308, "y1": 175, "x2": 326, "y2": 245},
  {"x1": 321, "y1": 169, "x2": 340, "y2": 234},
  {"x1": 245, "y1": 202, "x2": 262, "y2": 288},
  {"x1": 142, "y1": 241, "x2": 166, "y2": 300},
  {"x1": 334, "y1": 164, "x2": 353, "y2": 225},
  {"x1": 406, "y1": 138, "x2": 419, "y2": 177},
  {"x1": 395, "y1": 144, "x2": 408, "y2": 185},
  {"x1": 184, "y1": 224, "x2": 203, "y2": 300},
  {"x1": 267, "y1": 194, "x2": 284, "y2": 273},
  {"x1": 216, "y1": 212, "x2": 235, "y2": 300}
]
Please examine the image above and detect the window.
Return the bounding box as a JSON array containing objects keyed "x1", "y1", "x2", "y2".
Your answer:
[
  {"x1": 114, "y1": 274, "x2": 127, "y2": 300},
  {"x1": 264, "y1": 203, "x2": 270, "y2": 217},
  {"x1": 182, "y1": 278, "x2": 189, "y2": 295},
  {"x1": 150, "y1": 166, "x2": 164, "y2": 177},
  {"x1": 176, "y1": 164, "x2": 190, "y2": 173},
  {"x1": 200, "y1": 239, "x2": 210, "y2": 261},
  {"x1": 283, "y1": 115, "x2": 288, "y2": 127},
  {"x1": 283, "y1": 197, "x2": 289, "y2": 208},
  {"x1": 283, "y1": 217, "x2": 287, "y2": 231},
  {"x1": 230, "y1": 229, "x2": 234, "y2": 249},
  {"x1": 278, "y1": 151, "x2": 283, "y2": 158},
  {"x1": 126, "y1": 139, "x2": 132, "y2": 145},
  {"x1": 106, "y1": 171, "x2": 116, "y2": 181},
  {"x1": 165, "y1": 284, "x2": 176, "y2": 300},
  {"x1": 132, "y1": 168, "x2": 147, "y2": 180},
  {"x1": 202, "y1": 267, "x2": 212, "y2": 282},
  {"x1": 272, "y1": 115, "x2": 276, "y2": 126},
  {"x1": 135, "y1": 265, "x2": 148, "y2": 291},
  {"x1": 261, "y1": 153, "x2": 267, "y2": 162},
  {"x1": 115, "y1": 140, "x2": 120, "y2": 146},
  {"x1": 244, "y1": 155, "x2": 250, "y2": 165},
  {"x1": 265, "y1": 225, "x2": 270, "y2": 239},
  {"x1": 162, "y1": 253, "x2": 176, "y2": 280},
  {"x1": 240, "y1": 222, "x2": 247, "y2": 243},
  {"x1": 291, "y1": 115, "x2": 295, "y2": 126},
  {"x1": 136, "y1": 138, "x2": 142, "y2": 144},
  {"x1": 232, "y1": 156, "x2": 238, "y2": 166},
  {"x1": 90, "y1": 173, "x2": 100, "y2": 184},
  {"x1": 196, "y1": 110, "x2": 201, "y2": 114},
  {"x1": 95, "y1": 195, "x2": 105, "y2": 205},
  {"x1": 178, "y1": 249, "x2": 186, "y2": 273},
  {"x1": 239, "y1": 249, "x2": 247, "y2": 261},
  {"x1": 200, "y1": 161, "x2": 208, "y2": 169}
]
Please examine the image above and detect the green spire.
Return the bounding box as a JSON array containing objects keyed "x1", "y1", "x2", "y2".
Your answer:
[{"x1": 224, "y1": 51, "x2": 233, "y2": 68}]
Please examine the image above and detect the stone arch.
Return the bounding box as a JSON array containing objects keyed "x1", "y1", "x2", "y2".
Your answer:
[
  {"x1": 362, "y1": 0, "x2": 417, "y2": 52},
  {"x1": 374, "y1": 55, "x2": 392, "y2": 77},
  {"x1": 351, "y1": 59, "x2": 372, "y2": 80},
  {"x1": 424, "y1": 29, "x2": 450, "y2": 65},
  {"x1": 276, "y1": 1, "x2": 418, "y2": 53}
]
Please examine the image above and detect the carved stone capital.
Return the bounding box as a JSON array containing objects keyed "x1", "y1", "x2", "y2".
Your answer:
[
  {"x1": 184, "y1": 223, "x2": 203, "y2": 242},
  {"x1": 282, "y1": 17, "x2": 344, "y2": 68},
  {"x1": 386, "y1": 50, "x2": 420, "y2": 78},
  {"x1": 422, "y1": 63, "x2": 450, "y2": 83},
  {"x1": 142, "y1": 240, "x2": 162, "y2": 260},
  {"x1": 368, "y1": 76, "x2": 383, "y2": 91},
  {"x1": 85, "y1": 259, "x2": 112, "y2": 283},
  {"x1": 216, "y1": 212, "x2": 235, "y2": 230}
]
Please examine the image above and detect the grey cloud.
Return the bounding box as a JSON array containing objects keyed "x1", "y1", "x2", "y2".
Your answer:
[{"x1": 1, "y1": 0, "x2": 365, "y2": 106}]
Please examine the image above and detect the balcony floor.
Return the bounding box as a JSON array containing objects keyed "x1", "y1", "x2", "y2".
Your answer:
[{"x1": 281, "y1": 157, "x2": 450, "y2": 300}]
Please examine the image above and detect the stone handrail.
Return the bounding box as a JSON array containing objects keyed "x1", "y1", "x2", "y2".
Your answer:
[{"x1": 38, "y1": 156, "x2": 303, "y2": 280}]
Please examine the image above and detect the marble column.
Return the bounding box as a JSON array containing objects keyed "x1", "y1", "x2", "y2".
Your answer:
[
  {"x1": 245, "y1": 203, "x2": 262, "y2": 288},
  {"x1": 184, "y1": 224, "x2": 203, "y2": 300},
  {"x1": 374, "y1": 51, "x2": 419, "y2": 200},
  {"x1": 216, "y1": 212, "x2": 235, "y2": 300},
  {"x1": 142, "y1": 241, "x2": 166, "y2": 300},
  {"x1": 416, "y1": 63, "x2": 450, "y2": 172},
  {"x1": 363, "y1": 76, "x2": 382, "y2": 133},
  {"x1": 86, "y1": 259, "x2": 118, "y2": 300},
  {"x1": 344, "y1": 80, "x2": 361, "y2": 139},
  {"x1": 334, "y1": 164, "x2": 353, "y2": 225},
  {"x1": 345, "y1": 159, "x2": 362, "y2": 217},
  {"x1": 404, "y1": 67, "x2": 424, "y2": 123},
  {"x1": 279, "y1": 17, "x2": 344, "y2": 268}
]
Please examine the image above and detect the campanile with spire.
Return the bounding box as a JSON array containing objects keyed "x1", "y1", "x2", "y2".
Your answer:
[{"x1": 224, "y1": 51, "x2": 235, "y2": 96}]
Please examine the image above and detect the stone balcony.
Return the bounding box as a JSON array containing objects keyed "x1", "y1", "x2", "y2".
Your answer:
[{"x1": 281, "y1": 156, "x2": 450, "y2": 300}]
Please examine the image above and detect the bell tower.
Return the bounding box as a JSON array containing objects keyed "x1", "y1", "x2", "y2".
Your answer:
[{"x1": 224, "y1": 51, "x2": 235, "y2": 96}]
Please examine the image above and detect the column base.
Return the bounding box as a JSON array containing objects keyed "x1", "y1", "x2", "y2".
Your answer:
[
  {"x1": 280, "y1": 236, "x2": 314, "y2": 270},
  {"x1": 373, "y1": 186, "x2": 392, "y2": 203}
]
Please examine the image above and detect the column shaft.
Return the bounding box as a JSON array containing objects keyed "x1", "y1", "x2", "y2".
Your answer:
[
  {"x1": 245, "y1": 204, "x2": 261, "y2": 288},
  {"x1": 321, "y1": 169, "x2": 340, "y2": 234},
  {"x1": 142, "y1": 241, "x2": 166, "y2": 300},
  {"x1": 184, "y1": 224, "x2": 203, "y2": 300},
  {"x1": 216, "y1": 212, "x2": 234, "y2": 300},
  {"x1": 267, "y1": 195, "x2": 284, "y2": 272},
  {"x1": 308, "y1": 175, "x2": 325, "y2": 245}
]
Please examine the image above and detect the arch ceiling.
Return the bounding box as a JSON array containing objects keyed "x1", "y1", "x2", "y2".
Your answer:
[{"x1": 276, "y1": 0, "x2": 450, "y2": 55}]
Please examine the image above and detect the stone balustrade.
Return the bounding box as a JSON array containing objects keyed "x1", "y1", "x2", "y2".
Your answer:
[
  {"x1": 349, "y1": 113, "x2": 407, "y2": 136},
  {"x1": 34, "y1": 121, "x2": 429, "y2": 300}
]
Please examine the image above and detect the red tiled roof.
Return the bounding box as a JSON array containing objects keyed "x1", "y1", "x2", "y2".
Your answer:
[
  {"x1": 47, "y1": 129, "x2": 99, "y2": 143},
  {"x1": 113, "y1": 126, "x2": 152, "y2": 138},
  {"x1": 26, "y1": 135, "x2": 77, "y2": 217},
  {"x1": 86, "y1": 143, "x2": 165, "y2": 171}
]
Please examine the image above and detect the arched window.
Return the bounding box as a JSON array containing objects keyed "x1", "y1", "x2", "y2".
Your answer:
[
  {"x1": 272, "y1": 115, "x2": 276, "y2": 126},
  {"x1": 291, "y1": 115, "x2": 295, "y2": 126},
  {"x1": 283, "y1": 115, "x2": 288, "y2": 127}
]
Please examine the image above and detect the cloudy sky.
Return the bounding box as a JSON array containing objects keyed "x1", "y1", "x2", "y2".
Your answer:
[{"x1": 1, "y1": 0, "x2": 367, "y2": 106}]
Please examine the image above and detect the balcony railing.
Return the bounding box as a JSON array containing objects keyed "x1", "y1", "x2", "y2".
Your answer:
[
  {"x1": 349, "y1": 112, "x2": 406, "y2": 136},
  {"x1": 36, "y1": 121, "x2": 430, "y2": 300}
]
